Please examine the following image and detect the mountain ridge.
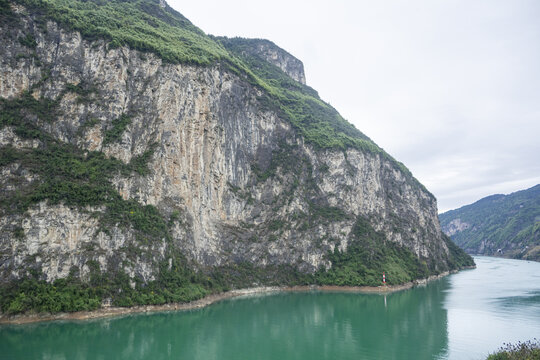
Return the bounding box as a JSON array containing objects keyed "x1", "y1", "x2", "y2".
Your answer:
[
  {"x1": 439, "y1": 184, "x2": 540, "y2": 261},
  {"x1": 0, "y1": 0, "x2": 472, "y2": 314}
]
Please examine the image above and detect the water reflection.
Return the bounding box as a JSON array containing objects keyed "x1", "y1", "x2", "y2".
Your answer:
[
  {"x1": 1, "y1": 280, "x2": 451, "y2": 360},
  {"x1": 3, "y1": 257, "x2": 540, "y2": 359}
]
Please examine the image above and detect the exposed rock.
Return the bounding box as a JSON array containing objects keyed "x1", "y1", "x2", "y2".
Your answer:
[
  {"x1": 247, "y1": 39, "x2": 306, "y2": 84},
  {"x1": 442, "y1": 218, "x2": 470, "y2": 236},
  {"x1": 0, "y1": 2, "x2": 468, "y2": 288}
]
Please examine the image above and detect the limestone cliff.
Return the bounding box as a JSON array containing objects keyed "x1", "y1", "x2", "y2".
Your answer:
[
  {"x1": 0, "y1": 0, "x2": 472, "y2": 310},
  {"x1": 214, "y1": 37, "x2": 307, "y2": 85}
]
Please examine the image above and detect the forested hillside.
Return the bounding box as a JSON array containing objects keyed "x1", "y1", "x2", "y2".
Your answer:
[{"x1": 440, "y1": 185, "x2": 540, "y2": 261}]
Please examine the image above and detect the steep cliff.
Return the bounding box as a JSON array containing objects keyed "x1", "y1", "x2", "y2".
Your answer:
[
  {"x1": 215, "y1": 37, "x2": 307, "y2": 85},
  {"x1": 0, "y1": 0, "x2": 472, "y2": 313},
  {"x1": 440, "y1": 184, "x2": 540, "y2": 261}
]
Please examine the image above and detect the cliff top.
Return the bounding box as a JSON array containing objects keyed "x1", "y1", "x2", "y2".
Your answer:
[{"x1": 215, "y1": 37, "x2": 306, "y2": 84}]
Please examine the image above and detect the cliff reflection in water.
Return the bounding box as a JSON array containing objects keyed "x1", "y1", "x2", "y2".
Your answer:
[{"x1": 0, "y1": 280, "x2": 451, "y2": 360}]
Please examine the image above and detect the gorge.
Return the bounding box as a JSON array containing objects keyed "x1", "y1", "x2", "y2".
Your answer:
[{"x1": 0, "y1": 0, "x2": 473, "y2": 314}]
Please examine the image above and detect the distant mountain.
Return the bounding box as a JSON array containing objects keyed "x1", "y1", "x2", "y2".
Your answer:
[{"x1": 439, "y1": 185, "x2": 540, "y2": 261}]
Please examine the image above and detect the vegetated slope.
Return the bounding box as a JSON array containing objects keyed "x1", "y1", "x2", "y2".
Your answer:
[
  {"x1": 439, "y1": 184, "x2": 540, "y2": 261},
  {"x1": 0, "y1": 0, "x2": 472, "y2": 315}
]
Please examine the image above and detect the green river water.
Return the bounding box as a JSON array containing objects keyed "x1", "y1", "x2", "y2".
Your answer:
[{"x1": 1, "y1": 256, "x2": 539, "y2": 359}]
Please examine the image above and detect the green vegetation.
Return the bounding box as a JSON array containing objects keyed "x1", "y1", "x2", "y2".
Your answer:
[
  {"x1": 0, "y1": 75, "x2": 211, "y2": 314},
  {"x1": 443, "y1": 234, "x2": 476, "y2": 268},
  {"x1": 0, "y1": 256, "x2": 211, "y2": 313},
  {"x1": 76, "y1": 117, "x2": 100, "y2": 136},
  {"x1": 87, "y1": 256, "x2": 210, "y2": 308},
  {"x1": 0, "y1": 0, "x2": 13, "y2": 15},
  {"x1": 0, "y1": 254, "x2": 315, "y2": 314},
  {"x1": 314, "y1": 216, "x2": 431, "y2": 286},
  {"x1": 18, "y1": 33, "x2": 37, "y2": 48},
  {"x1": 439, "y1": 184, "x2": 540, "y2": 261},
  {"x1": 128, "y1": 143, "x2": 157, "y2": 175},
  {"x1": 13, "y1": 0, "x2": 229, "y2": 65},
  {"x1": 1, "y1": 142, "x2": 169, "y2": 241},
  {"x1": 268, "y1": 219, "x2": 285, "y2": 231},
  {"x1": 2, "y1": 142, "x2": 169, "y2": 238},
  {"x1": 308, "y1": 202, "x2": 349, "y2": 223},
  {"x1": 64, "y1": 82, "x2": 98, "y2": 103},
  {"x1": 0, "y1": 90, "x2": 58, "y2": 126},
  {"x1": 0, "y1": 80, "x2": 94, "y2": 131},
  {"x1": 210, "y1": 262, "x2": 312, "y2": 290},
  {"x1": 0, "y1": 276, "x2": 101, "y2": 314},
  {"x1": 0, "y1": 87, "x2": 168, "y2": 242},
  {"x1": 487, "y1": 339, "x2": 540, "y2": 360},
  {"x1": 103, "y1": 114, "x2": 132, "y2": 145}
]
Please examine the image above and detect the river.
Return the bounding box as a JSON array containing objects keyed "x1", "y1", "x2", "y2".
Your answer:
[{"x1": 1, "y1": 256, "x2": 539, "y2": 359}]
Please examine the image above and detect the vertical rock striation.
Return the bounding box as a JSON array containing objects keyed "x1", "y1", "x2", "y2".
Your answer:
[{"x1": 0, "y1": 0, "x2": 472, "y2": 299}]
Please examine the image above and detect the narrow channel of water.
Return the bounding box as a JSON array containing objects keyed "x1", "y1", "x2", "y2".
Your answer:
[{"x1": 1, "y1": 256, "x2": 539, "y2": 359}]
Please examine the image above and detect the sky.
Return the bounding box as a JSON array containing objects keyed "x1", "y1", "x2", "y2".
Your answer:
[{"x1": 170, "y1": 0, "x2": 540, "y2": 213}]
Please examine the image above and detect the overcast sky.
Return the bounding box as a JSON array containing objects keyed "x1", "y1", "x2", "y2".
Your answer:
[{"x1": 170, "y1": 0, "x2": 540, "y2": 213}]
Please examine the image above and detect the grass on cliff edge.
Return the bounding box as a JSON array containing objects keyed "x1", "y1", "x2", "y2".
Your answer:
[
  {"x1": 8, "y1": 0, "x2": 430, "y2": 196},
  {"x1": 11, "y1": 0, "x2": 372, "y2": 148}
]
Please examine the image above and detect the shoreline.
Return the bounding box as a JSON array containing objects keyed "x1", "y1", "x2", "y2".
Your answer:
[{"x1": 0, "y1": 270, "x2": 468, "y2": 325}]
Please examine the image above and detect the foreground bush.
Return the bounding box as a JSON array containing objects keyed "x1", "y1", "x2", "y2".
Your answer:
[{"x1": 487, "y1": 339, "x2": 540, "y2": 360}]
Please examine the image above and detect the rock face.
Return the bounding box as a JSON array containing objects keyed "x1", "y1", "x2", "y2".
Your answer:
[
  {"x1": 234, "y1": 38, "x2": 307, "y2": 85},
  {"x1": 444, "y1": 218, "x2": 470, "y2": 236},
  {"x1": 0, "y1": 1, "x2": 469, "y2": 288}
]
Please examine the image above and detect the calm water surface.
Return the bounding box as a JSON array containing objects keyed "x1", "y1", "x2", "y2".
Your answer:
[{"x1": 1, "y1": 257, "x2": 539, "y2": 360}]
